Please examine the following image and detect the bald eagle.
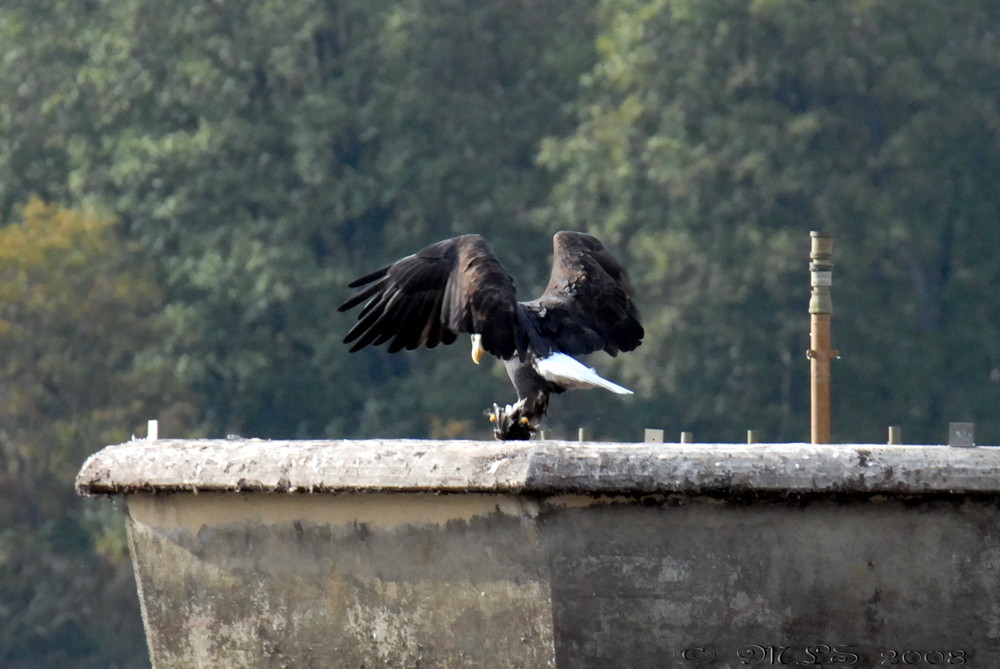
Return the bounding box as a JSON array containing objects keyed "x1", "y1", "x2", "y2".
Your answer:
[{"x1": 338, "y1": 231, "x2": 643, "y2": 440}]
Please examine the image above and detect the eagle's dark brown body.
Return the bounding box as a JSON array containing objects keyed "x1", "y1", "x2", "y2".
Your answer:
[{"x1": 338, "y1": 231, "x2": 643, "y2": 439}]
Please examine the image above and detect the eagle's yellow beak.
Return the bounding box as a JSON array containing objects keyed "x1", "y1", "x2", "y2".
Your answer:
[{"x1": 471, "y1": 334, "x2": 484, "y2": 365}]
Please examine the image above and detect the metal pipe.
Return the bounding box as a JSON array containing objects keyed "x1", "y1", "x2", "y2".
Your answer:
[{"x1": 807, "y1": 232, "x2": 837, "y2": 444}]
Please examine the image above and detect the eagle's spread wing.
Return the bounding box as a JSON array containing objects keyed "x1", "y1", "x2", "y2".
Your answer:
[
  {"x1": 338, "y1": 234, "x2": 520, "y2": 358},
  {"x1": 525, "y1": 230, "x2": 644, "y2": 357}
]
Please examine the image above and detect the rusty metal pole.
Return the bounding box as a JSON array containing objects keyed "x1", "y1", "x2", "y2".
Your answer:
[{"x1": 807, "y1": 232, "x2": 837, "y2": 444}]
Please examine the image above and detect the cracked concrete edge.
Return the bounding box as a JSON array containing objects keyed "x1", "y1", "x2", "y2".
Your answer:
[{"x1": 75, "y1": 439, "x2": 1000, "y2": 497}]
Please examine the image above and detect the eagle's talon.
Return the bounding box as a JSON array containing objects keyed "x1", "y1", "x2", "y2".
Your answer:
[{"x1": 486, "y1": 401, "x2": 537, "y2": 441}]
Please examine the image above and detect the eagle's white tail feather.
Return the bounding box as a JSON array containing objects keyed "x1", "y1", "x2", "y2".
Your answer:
[{"x1": 534, "y1": 352, "x2": 633, "y2": 395}]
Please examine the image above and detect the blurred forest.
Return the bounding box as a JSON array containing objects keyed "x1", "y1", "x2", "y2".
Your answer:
[{"x1": 1, "y1": 0, "x2": 998, "y2": 665}]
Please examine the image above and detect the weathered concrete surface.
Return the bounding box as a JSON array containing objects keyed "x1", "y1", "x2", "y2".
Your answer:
[
  {"x1": 78, "y1": 439, "x2": 1000, "y2": 495},
  {"x1": 543, "y1": 495, "x2": 1000, "y2": 668},
  {"x1": 78, "y1": 440, "x2": 1000, "y2": 668},
  {"x1": 125, "y1": 493, "x2": 554, "y2": 668}
]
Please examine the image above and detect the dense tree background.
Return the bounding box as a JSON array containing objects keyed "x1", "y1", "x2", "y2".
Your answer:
[{"x1": 1, "y1": 0, "x2": 998, "y2": 665}]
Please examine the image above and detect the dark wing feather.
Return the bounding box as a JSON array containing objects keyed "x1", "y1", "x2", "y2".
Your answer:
[
  {"x1": 338, "y1": 234, "x2": 520, "y2": 358},
  {"x1": 523, "y1": 230, "x2": 644, "y2": 357}
]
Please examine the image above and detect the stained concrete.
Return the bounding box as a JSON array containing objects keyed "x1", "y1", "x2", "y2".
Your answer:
[
  {"x1": 78, "y1": 440, "x2": 1000, "y2": 668},
  {"x1": 125, "y1": 492, "x2": 554, "y2": 668}
]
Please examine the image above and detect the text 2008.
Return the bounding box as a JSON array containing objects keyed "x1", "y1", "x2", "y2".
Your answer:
[
  {"x1": 880, "y1": 649, "x2": 966, "y2": 665},
  {"x1": 678, "y1": 645, "x2": 968, "y2": 665}
]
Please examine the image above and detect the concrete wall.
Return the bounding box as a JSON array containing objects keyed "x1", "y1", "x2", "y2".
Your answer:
[{"x1": 78, "y1": 440, "x2": 1000, "y2": 668}]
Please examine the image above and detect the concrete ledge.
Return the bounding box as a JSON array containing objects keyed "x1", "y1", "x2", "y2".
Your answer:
[{"x1": 77, "y1": 438, "x2": 1000, "y2": 497}]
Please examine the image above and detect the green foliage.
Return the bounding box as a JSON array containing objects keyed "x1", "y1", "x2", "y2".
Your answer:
[
  {"x1": 539, "y1": 0, "x2": 1000, "y2": 442},
  {"x1": 0, "y1": 199, "x2": 186, "y2": 481},
  {"x1": 4, "y1": 1, "x2": 996, "y2": 445},
  {"x1": 0, "y1": 0, "x2": 595, "y2": 438}
]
